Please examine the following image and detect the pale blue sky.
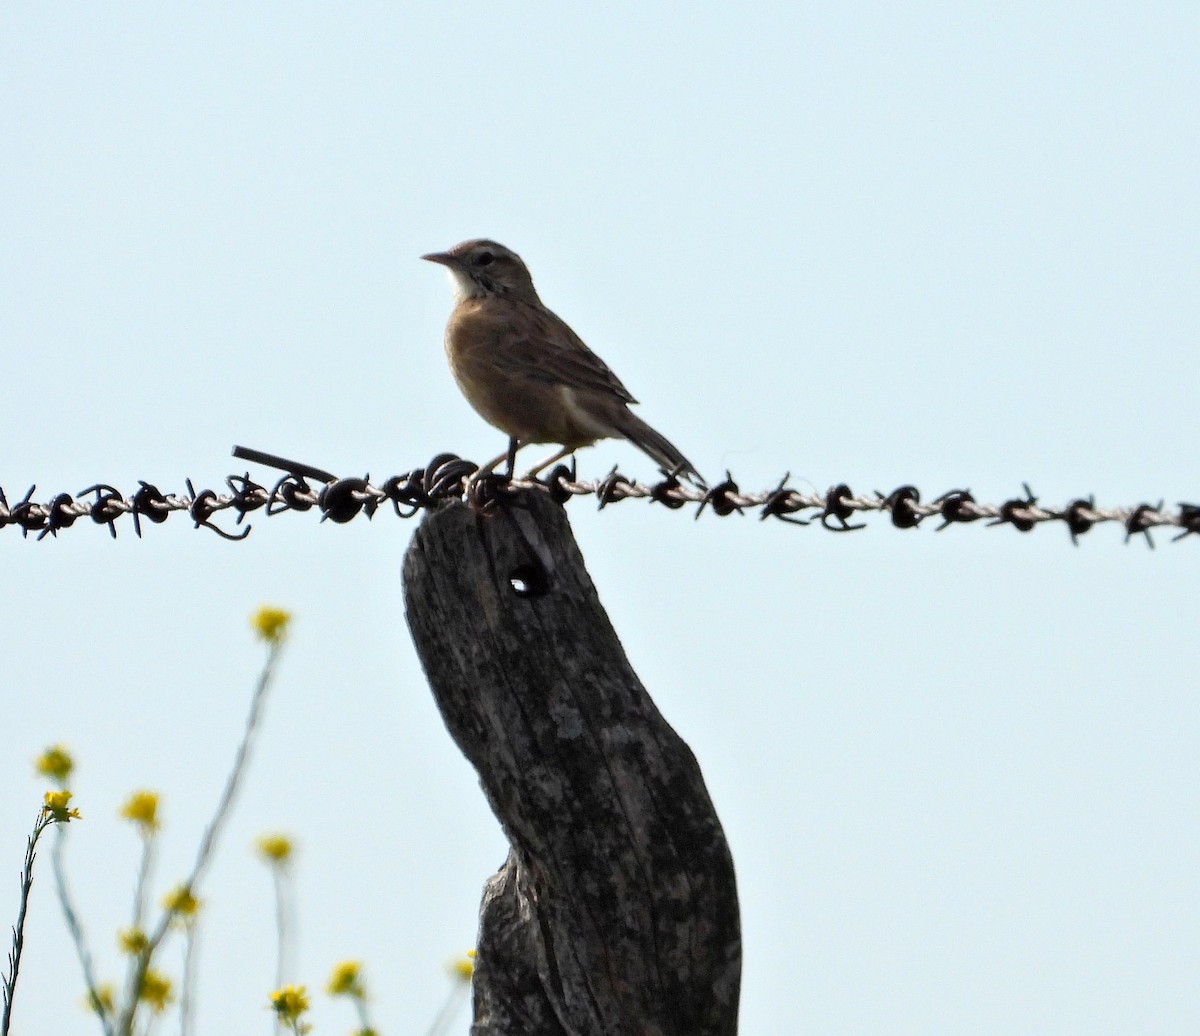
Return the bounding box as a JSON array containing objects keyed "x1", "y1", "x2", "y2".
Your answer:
[{"x1": 2, "y1": 5, "x2": 1198, "y2": 1034}]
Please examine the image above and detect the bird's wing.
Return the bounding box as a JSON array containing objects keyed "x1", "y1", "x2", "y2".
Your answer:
[{"x1": 491, "y1": 302, "x2": 638, "y2": 404}]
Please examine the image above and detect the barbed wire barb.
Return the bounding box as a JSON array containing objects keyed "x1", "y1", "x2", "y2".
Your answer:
[{"x1": 0, "y1": 444, "x2": 1194, "y2": 546}]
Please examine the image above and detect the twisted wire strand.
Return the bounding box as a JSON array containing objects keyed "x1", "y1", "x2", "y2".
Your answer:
[{"x1": 0, "y1": 445, "x2": 1195, "y2": 546}]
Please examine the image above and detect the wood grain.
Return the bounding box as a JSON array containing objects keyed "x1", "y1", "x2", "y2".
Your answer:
[{"x1": 403, "y1": 490, "x2": 740, "y2": 1035}]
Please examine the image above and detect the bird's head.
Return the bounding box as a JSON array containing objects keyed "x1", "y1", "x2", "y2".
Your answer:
[{"x1": 421, "y1": 239, "x2": 538, "y2": 302}]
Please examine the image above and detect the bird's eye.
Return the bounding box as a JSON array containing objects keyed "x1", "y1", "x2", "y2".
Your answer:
[{"x1": 476, "y1": 251, "x2": 495, "y2": 267}]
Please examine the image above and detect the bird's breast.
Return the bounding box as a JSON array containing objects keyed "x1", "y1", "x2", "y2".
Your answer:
[{"x1": 443, "y1": 301, "x2": 611, "y2": 446}]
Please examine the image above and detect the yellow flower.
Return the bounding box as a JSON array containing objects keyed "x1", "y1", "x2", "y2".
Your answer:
[
  {"x1": 35, "y1": 745, "x2": 74, "y2": 783},
  {"x1": 326, "y1": 960, "x2": 366, "y2": 998},
  {"x1": 269, "y1": 984, "x2": 310, "y2": 1021},
  {"x1": 162, "y1": 884, "x2": 200, "y2": 918},
  {"x1": 449, "y1": 949, "x2": 476, "y2": 982},
  {"x1": 42, "y1": 789, "x2": 81, "y2": 822},
  {"x1": 138, "y1": 970, "x2": 174, "y2": 1013},
  {"x1": 118, "y1": 927, "x2": 148, "y2": 955},
  {"x1": 252, "y1": 606, "x2": 292, "y2": 644},
  {"x1": 256, "y1": 833, "x2": 294, "y2": 864},
  {"x1": 119, "y1": 790, "x2": 160, "y2": 832},
  {"x1": 83, "y1": 983, "x2": 115, "y2": 1015}
]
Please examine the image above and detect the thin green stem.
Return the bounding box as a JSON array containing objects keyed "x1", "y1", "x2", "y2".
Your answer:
[
  {"x1": 271, "y1": 867, "x2": 289, "y2": 992},
  {"x1": 178, "y1": 922, "x2": 198, "y2": 1036},
  {"x1": 51, "y1": 823, "x2": 114, "y2": 1036},
  {"x1": 2, "y1": 811, "x2": 52, "y2": 1036},
  {"x1": 424, "y1": 978, "x2": 469, "y2": 1036},
  {"x1": 130, "y1": 832, "x2": 156, "y2": 932},
  {"x1": 117, "y1": 639, "x2": 284, "y2": 1036},
  {"x1": 117, "y1": 830, "x2": 158, "y2": 1036},
  {"x1": 353, "y1": 995, "x2": 374, "y2": 1034}
]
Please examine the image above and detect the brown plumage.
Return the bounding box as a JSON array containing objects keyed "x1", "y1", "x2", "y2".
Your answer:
[{"x1": 422, "y1": 239, "x2": 704, "y2": 486}]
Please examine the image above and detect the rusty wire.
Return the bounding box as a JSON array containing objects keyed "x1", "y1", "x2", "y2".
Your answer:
[{"x1": 0, "y1": 444, "x2": 1195, "y2": 546}]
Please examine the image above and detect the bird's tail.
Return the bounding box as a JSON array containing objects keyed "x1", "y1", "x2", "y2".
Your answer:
[{"x1": 614, "y1": 408, "x2": 707, "y2": 489}]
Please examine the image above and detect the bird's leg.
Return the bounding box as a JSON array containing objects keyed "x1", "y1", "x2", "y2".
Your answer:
[
  {"x1": 474, "y1": 439, "x2": 524, "y2": 480},
  {"x1": 523, "y1": 445, "x2": 576, "y2": 479}
]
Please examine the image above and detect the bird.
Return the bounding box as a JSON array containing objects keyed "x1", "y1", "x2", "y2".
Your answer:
[{"x1": 422, "y1": 239, "x2": 705, "y2": 487}]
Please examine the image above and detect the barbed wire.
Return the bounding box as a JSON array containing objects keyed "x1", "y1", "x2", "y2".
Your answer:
[{"x1": 0, "y1": 445, "x2": 1195, "y2": 546}]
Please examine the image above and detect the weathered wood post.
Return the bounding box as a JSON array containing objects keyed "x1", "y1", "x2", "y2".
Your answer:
[{"x1": 403, "y1": 489, "x2": 740, "y2": 1036}]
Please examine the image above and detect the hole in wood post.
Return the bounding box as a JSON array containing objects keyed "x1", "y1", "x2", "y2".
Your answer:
[{"x1": 509, "y1": 563, "x2": 550, "y2": 598}]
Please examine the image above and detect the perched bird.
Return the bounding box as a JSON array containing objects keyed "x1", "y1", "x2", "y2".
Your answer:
[{"x1": 422, "y1": 239, "x2": 704, "y2": 486}]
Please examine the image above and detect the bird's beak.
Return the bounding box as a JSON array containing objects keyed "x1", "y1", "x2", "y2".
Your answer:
[{"x1": 421, "y1": 251, "x2": 458, "y2": 268}]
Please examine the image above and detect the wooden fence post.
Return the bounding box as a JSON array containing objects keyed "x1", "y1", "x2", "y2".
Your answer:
[{"x1": 403, "y1": 490, "x2": 741, "y2": 1035}]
